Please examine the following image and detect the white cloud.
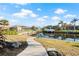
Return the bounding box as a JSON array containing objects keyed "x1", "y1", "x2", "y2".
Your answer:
[
  {"x1": 37, "y1": 8, "x2": 42, "y2": 11},
  {"x1": 11, "y1": 19, "x2": 17, "y2": 23},
  {"x1": 12, "y1": 9, "x2": 38, "y2": 18},
  {"x1": 54, "y1": 8, "x2": 67, "y2": 14},
  {"x1": 13, "y1": 12, "x2": 27, "y2": 17},
  {"x1": 9, "y1": 19, "x2": 18, "y2": 26},
  {"x1": 43, "y1": 16, "x2": 49, "y2": 19},
  {"x1": 30, "y1": 13, "x2": 37, "y2": 18},
  {"x1": 64, "y1": 14, "x2": 77, "y2": 18},
  {"x1": 0, "y1": 16, "x2": 4, "y2": 20},
  {"x1": 51, "y1": 16, "x2": 61, "y2": 20},
  {"x1": 36, "y1": 16, "x2": 48, "y2": 23},
  {"x1": 37, "y1": 18, "x2": 45, "y2": 23},
  {"x1": 51, "y1": 16, "x2": 61, "y2": 25},
  {"x1": 21, "y1": 9, "x2": 32, "y2": 14}
]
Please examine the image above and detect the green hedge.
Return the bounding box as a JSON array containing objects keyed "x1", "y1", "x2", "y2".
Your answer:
[{"x1": 2, "y1": 29, "x2": 17, "y2": 35}]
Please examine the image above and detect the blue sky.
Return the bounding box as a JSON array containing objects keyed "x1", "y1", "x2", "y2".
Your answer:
[{"x1": 0, "y1": 3, "x2": 79, "y2": 27}]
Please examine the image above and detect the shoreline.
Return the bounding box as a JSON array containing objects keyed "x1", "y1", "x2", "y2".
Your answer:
[{"x1": 35, "y1": 37, "x2": 79, "y2": 56}]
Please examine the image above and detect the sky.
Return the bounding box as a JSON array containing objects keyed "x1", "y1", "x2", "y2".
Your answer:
[{"x1": 0, "y1": 3, "x2": 79, "y2": 27}]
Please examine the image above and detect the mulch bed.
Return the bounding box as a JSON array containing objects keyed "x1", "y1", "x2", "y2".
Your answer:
[{"x1": 0, "y1": 41, "x2": 28, "y2": 56}]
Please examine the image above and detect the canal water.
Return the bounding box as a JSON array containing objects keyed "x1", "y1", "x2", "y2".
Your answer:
[{"x1": 32, "y1": 33, "x2": 79, "y2": 42}]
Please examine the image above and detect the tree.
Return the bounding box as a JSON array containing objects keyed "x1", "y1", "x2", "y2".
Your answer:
[
  {"x1": 58, "y1": 20, "x2": 64, "y2": 30},
  {"x1": 44, "y1": 25, "x2": 53, "y2": 29},
  {"x1": 71, "y1": 18, "x2": 78, "y2": 30},
  {"x1": 0, "y1": 19, "x2": 9, "y2": 30},
  {"x1": 0, "y1": 20, "x2": 9, "y2": 25},
  {"x1": 0, "y1": 19, "x2": 9, "y2": 42},
  {"x1": 31, "y1": 26, "x2": 38, "y2": 31}
]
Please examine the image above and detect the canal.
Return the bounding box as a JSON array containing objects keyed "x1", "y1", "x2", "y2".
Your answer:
[{"x1": 32, "y1": 32, "x2": 79, "y2": 42}]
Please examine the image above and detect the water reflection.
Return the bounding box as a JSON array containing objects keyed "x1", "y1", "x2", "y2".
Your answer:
[{"x1": 33, "y1": 33, "x2": 79, "y2": 42}]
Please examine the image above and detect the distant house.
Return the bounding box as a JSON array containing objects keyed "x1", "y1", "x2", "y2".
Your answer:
[
  {"x1": 62, "y1": 24, "x2": 79, "y2": 30},
  {"x1": 44, "y1": 29, "x2": 55, "y2": 32},
  {"x1": 17, "y1": 25, "x2": 31, "y2": 32},
  {"x1": 10, "y1": 25, "x2": 31, "y2": 32},
  {"x1": 17, "y1": 26, "x2": 22, "y2": 32},
  {"x1": 68, "y1": 25, "x2": 79, "y2": 30}
]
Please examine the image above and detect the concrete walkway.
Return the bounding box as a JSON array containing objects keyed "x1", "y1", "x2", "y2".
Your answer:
[{"x1": 17, "y1": 37, "x2": 48, "y2": 56}]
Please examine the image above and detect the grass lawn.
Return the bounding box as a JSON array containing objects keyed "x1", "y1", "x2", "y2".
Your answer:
[
  {"x1": 25, "y1": 29, "x2": 34, "y2": 33},
  {"x1": 5, "y1": 35, "x2": 30, "y2": 42},
  {"x1": 35, "y1": 38, "x2": 79, "y2": 56}
]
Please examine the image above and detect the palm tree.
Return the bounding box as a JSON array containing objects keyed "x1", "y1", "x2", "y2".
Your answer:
[
  {"x1": 63, "y1": 23, "x2": 68, "y2": 30},
  {"x1": 71, "y1": 18, "x2": 78, "y2": 41},
  {"x1": 58, "y1": 20, "x2": 64, "y2": 30},
  {"x1": 71, "y1": 18, "x2": 78, "y2": 30}
]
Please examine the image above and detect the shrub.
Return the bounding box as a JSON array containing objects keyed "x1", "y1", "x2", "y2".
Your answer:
[{"x1": 2, "y1": 29, "x2": 17, "y2": 35}]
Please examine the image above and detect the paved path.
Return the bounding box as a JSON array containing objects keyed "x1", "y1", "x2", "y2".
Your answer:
[{"x1": 17, "y1": 37, "x2": 48, "y2": 56}]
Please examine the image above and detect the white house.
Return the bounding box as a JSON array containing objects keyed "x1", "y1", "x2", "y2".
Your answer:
[
  {"x1": 16, "y1": 25, "x2": 22, "y2": 32},
  {"x1": 44, "y1": 29, "x2": 55, "y2": 32}
]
